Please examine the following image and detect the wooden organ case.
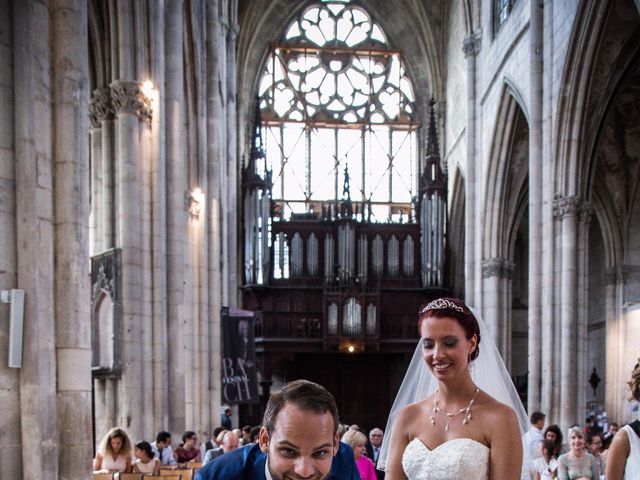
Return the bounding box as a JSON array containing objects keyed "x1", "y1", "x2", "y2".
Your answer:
[{"x1": 240, "y1": 99, "x2": 449, "y2": 428}]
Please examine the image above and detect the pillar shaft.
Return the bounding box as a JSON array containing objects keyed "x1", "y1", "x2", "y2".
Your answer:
[{"x1": 463, "y1": 34, "x2": 480, "y2": 306}]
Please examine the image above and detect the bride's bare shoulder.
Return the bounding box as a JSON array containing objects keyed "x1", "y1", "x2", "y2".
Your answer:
[
  {"x1": 476, "y1": 391, "x2": 519, "y2": 422},
  {"x1": 396, "y1": 395, "x2": 433, "y2": 423}
]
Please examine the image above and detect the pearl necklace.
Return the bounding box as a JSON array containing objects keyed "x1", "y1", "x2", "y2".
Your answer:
[{"x1": 429, "y1": 387, "x2": 480, "y2": 432}]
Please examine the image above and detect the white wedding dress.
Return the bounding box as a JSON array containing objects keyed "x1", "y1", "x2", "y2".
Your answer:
[{"x1": 402, "y1": 437, "x2": 490, "y2": 480}]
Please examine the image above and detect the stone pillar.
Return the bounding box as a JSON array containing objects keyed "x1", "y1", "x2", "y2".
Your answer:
[
  {"x1": 482, "y1": 258, "x2": 515, "y2": 359},
  {"x1": 540, "y1": 0, "x2": 556, "y2": 419},
  {"x1": 604, "y1": 267, "x2": 624, "y2": 422},
  {"x1": 52, "y1": 1, "x2": 93, "y2": 478},
  {"x1": 528, "y1": 0, "x2": 544, "y2": 412},
  {"x1": 110, "y1": 79, "x2": 150, "y2": 437},
  {"x1": 576, "y1": 203, "x2": 593, "y2": 424},
  {"x1": 554, "y1": 194, "x2": 581, "y2": 430},
  {"x1": 165, "y1": 0, "x2": 188, "y2": 436},
  {"x1": 89, "y1": 87, "x2": 116, "y2": 252},
  {"x1": 0, "y1": 0, "x2": 21, "y2": 476},
  {"x1": 89, "y1": 109, "x2": 103, "y2": 255},
  {"x1": 226, "y1": 18, "x2": 239, "y2": 306},
  {"x1": 14, "y1": 2, "x2": 58, "y2": 479},
  {"x1": 462, "y1": 34, "x2": 480, "y2": 306},
  {"x1": 206, "y1": 0, "x2": 224, "y2": 427}
]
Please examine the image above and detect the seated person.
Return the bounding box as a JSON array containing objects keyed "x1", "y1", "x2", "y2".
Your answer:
[
  {"x1": 93, "y1": 427, "x2": 132, "y2": 474},
  {"x1": 151, "y1": 430, "x2": 177, "y2": 466},
  {"x1": 133, "y1": 440, "x2": 161, "y2": 475},
  {"x1": 203, "y1": 429, "x2": 240, "y2": 465},
  {"x1": 174, "y1": 431, "x2": 201, "y2": 464},
  {"x1": 195, "y1": 379, "x2": 360, "y2": 479}
]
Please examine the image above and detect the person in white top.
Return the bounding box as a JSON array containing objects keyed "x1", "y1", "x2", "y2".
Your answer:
[
  {"x1": 133, "y1": 440, "x2": 161, "y2": 475},
  {"x1": 151, "y1": 430, "x2": 177, "y2": 466},
  {"x1": 533, "y1": 439, "x2": 559, "y2": 480},
  {"x1": 522, "y1": 411, "x2": 546, "y2": 479},
  {"x1": 606, "y1": 359, "x2": 640, "y2": 480},
  {"x1": 93, "y1": 427, "x2": 133, "y2": 474}
]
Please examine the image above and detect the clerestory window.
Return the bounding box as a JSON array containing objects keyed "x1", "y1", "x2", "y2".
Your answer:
[{"x1": 258, "y1": 0, "x2": 419, "y2": 223}]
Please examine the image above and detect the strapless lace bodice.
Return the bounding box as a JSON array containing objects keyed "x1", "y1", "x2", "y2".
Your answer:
[{"x1": 402, "y1": 437, "x2": 490, "y2": 480}]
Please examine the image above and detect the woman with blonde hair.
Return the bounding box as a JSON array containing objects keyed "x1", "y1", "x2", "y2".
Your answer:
[
  {"x1": 93, "y1": 427, "x2": 132, "y2": 474},
  {"x1": 606, "y1": 360, "x2": 640, "y2": 479},
  {"x1": 342, "y1": 429, "x2": 377, "y2": 480},
  {"x1": 557, "y1": 426, "x2": 599, "y2": 479}
]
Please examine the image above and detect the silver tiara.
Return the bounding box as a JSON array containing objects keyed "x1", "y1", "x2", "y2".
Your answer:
[{"x1": 420, "y1": 298, "x2": 464, "y2": 314}]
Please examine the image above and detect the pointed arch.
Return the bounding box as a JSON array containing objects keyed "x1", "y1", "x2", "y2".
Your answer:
[{"x1": 483, "y1": 82, "x2": 529, "y2": 261}]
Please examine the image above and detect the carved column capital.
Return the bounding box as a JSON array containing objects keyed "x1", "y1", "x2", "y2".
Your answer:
[
  {"x1": 109, "y1": 80, "x2": 152, "y2": 122},
  {"x1": 463, "y1": 34, "x2": 481, "y2": 58},
  {"x1": 89, "y1": 87, "x2": 115, "y2": 128},
  {"x1": 227, "y1": 21, "x2": 239, "y2": 39},
  {"x1": 553, "y1": 194, "x2": 582, "y2": 219},
  {"x1": 579, "y1": 202, "x2": 594, "y2": 225},
  {"x1": 481, "y1": 257, "x2": 514, "y2": 278}
]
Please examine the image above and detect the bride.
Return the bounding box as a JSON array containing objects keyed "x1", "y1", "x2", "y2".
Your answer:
[{"x1": 379, "y1": 298, "x2": 528, "y2": 480}]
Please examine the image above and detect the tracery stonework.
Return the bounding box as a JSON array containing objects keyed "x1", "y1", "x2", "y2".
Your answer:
[
  {"x1": 109, "y1": 80, "x2": 152, "y2": 121},
  {"x1": 89, "y1": 87, "x2": 115, "y2": 128}
]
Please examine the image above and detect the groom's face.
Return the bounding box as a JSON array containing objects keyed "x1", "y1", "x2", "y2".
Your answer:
[{"x1": 260, "y1": 402, "x2": 339, "y2": 480}]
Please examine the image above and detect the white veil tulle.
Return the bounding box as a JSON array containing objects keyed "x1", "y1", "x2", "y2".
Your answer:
[{"x1": 377, "y1": 307, "x2": 529, "y2": 471}]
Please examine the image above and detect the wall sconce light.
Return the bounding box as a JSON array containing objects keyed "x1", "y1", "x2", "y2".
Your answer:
[
  {"x1": 141, "y1": 80, "x2": 155, "y2": 98},
  {"x1": 188, "y1": 188, "x2": 204, "y2": 218},
  {"x1": 347, "y1": 344, "x2": 355, "y2": 353}
]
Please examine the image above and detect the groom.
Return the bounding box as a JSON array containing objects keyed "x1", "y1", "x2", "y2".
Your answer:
[{"x1": 195, "y1": 379, "x2": 359, "y2": 480}]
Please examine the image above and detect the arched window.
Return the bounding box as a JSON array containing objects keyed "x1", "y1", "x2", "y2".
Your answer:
[{"x1": 258, "y1": 0, "x2": 418, "y2": 223}]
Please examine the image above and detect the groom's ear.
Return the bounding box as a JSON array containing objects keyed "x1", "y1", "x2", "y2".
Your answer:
[
  {"x1": 259, "y1": 427, "x2": 270, "y2": 453},
  {"x1": 333, "y1": 432, "x2": 339, "y2": 456}
]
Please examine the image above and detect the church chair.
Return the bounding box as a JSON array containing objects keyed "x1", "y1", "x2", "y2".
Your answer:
[
  {"x1": 143, "y1": 475, "x2": 181, "y2": 480},
  {"x1": 93, "y1": 474, "x2": 114, "y2": 480},
  {"x1": 163, "y1": 468, "x2": 193, "y2": 480},
  {"x1": 119, "y1": 474, "x2": 143, "y2": 480},
  {"x1": 186, "y1": 461, "x2": 201, "y2": 468}
]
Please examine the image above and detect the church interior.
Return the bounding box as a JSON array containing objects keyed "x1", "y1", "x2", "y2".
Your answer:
[{"x1": 1, "y1": 0, "x2": 640, "y2": 477}]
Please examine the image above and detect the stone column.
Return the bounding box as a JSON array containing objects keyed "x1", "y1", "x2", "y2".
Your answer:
[
  {"x1": 110, "y1": 79, "x2": 150, "y2": 437},
  {"x1": 146, "y1": 0, "x2": 170, "y2": 434},
  {"x1": 206, "y1": 0, "x2": 224, "y2": 426},
  {"x1": 482, "y1": 258, "x2": 515, "y2": 359},
  {"x1": 165, "y1": 0, "x2": 188, "y2": 436},
  {"x1": 576, "y1": 203, "x2": 593, "y2": 423},
  {"x1": 482, "y1": 258, "x2": 505, "y2": 347},
  {"x1": 462, "y1": 34, "x2": 480, "y2": 306},
  {"x1": 226, "y1": 18, "x2": 239, "y2": 306},
  {"x1": 604, "y1": 267, "x2": 624, "y2": 422},
  {"x1": 14, "y1": 2, "x2": 58, "y2": 479},
  {"x1": 554, "y1": 194, "x2": 581, "y2": 429},
  {"x1": 89, "y1": 87, "x2": 116, "y2": 252},
  {"x1": 52, "y1": 1, "x2": 93, "y2": 478},
  {"x1": 528, "y1": 0, "x2": 544, "y2": 412},
  {"x1": 540, "y1": 0, "x2": 556, "y2": 419},
  {"x1": 89, "y1": 106, "x2": 103, "y2": 255},
  {"x1": 0, "y1": 0, "x2": 21, "y2": 476}
]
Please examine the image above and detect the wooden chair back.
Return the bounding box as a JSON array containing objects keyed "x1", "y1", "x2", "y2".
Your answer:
[
  {"x1": 93, "y1": 474, "x2": 113, "y2": 480},
  {"x1": 142, "y1": 475, "x2": 181, "y2": 480},
  {"x1": 119, "y1": 474, "x2": 143, "y2": 480},
  {"x1": 164, "y1": 469, "x2": 193, "y2": 480}
]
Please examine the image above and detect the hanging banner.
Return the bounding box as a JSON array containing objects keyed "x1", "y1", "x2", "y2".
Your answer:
[{"x1": 221, "y1": 307, "x2": 259, "y2": 404}]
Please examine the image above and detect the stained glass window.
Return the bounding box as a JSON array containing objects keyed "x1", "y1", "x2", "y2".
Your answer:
[{"x1": 258, "y1": 1, "x2": 419, "y2": 222}]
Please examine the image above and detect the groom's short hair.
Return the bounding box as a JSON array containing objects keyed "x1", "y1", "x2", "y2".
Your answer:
[{"x1": 262, "y1": 379, "x2": 340, "y2": 436}]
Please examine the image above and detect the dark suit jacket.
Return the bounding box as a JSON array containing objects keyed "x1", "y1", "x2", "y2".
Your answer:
[
  {"x1": 365, "y1": 442, "x2": 385, "y2": 480},
  {"x1": 195, "y1": 441, "x2": 360, "y2": 480}
]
